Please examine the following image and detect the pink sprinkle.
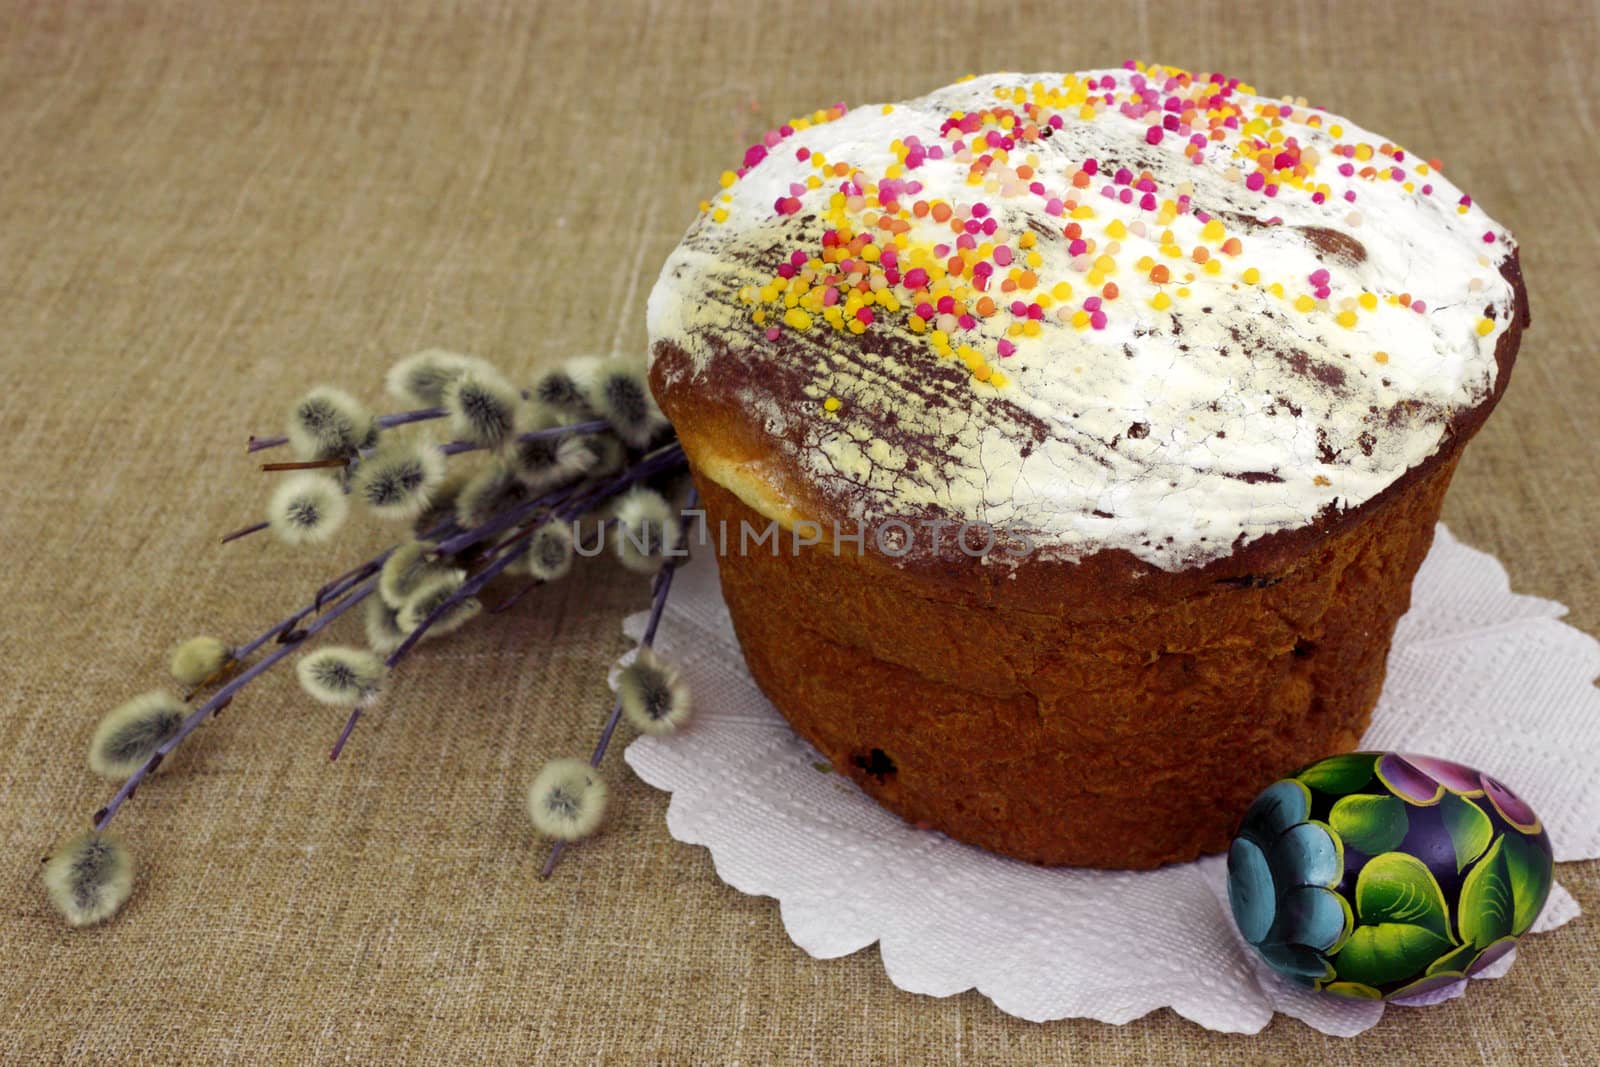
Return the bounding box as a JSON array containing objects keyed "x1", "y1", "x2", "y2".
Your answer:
[
  {"x1": 821, "y1": 287, "x2": 839, "y2": 307},
  {"x1": 1119, "y1": 188, "x2": 1135, "y2": 204},
  {"x1": 855, "y1": 307, "x2": 874, "y2": 326},
  {"x1": 1421, "y1": 183, "x2": 1433, "y2": 195},
  {"x1": 915, "y1": 301, "x2": 934, "y2": 318},
  {"x1": 744, "y1": 144, "x2": 768, "y2": 168},
  {"x1": 1010, "y1": 300, "x2": 1028, "y2": 316},
  {"x1": 774, "y1": 196, "x2": 802, "y2": 215},
  {"x1": 1068, "y1": 238, "x2": 1088, "y2": 256},
  {"x1": 1309, "y1": 268, "x2": 1330, "y2": 286},
  {"x1": 1028, "y1": 303, "x2": 1044, "y2": 320},
  {"x1": 880, "y1": 249, "x2": 898, "y2": 268},
  {"x1": 937, "y1": 295, "x2": 956, "y2": 314},
  {"x1": 765, "y1": 327, "x2": 780, "y2": 341},
  {"x1": 1459, "y1": 195, "x2": 1472, "y2": 206},
  {"x1": 796, "y1": 147, "x2": 810, "y2": 161},
  {"x1": 1264, "y1": 184, "x2": 1279, "y2": 198},
  {"x1": 1311, "y1": 192, "x2": 1325, "y2": 204},
  {"x1": 1029, "y1": 181, "x2": 1047, "y2": 195},
  {"x1": 1139, "y1": 193, "x2": 1157, "y2": 211},
  {"x1": 1084, "y1": 296, "x2": 1103, "y2": 312},
  {"x1": 956, "y1": 234, "x2": 977, "y2": 250},
  {"x1": 958, "y1": 314, "x2": 976, "y2": 330},
  {"x1": 972, "y1": 202, "x2": 990, "y2": 218},
  {"x1": 1245, "y1": 172, "x2": 1265, "y2": 191},
  {"x1": 997, "y1": 339, "x2": 1016, "y2": 357},
  {"x1": 1114, "y1": 167, "x2": 1133, "y2": 185},
  {"x1": 994, "y1": 245, "x2": 1014, "y2": 267},
  {"x1": 1145, "y1": 126, "x2": 1164, "y2": 146},
  {"x1": 1344, "y1": 190, "x2": 1358, "y2": 202},
  {"x1": 1482, "y1": 231, "x2": 1495, "y2": 243},
  {"x1": 1045, "y1": 197, "x2": 1064, "y2": 216},
  {"x1": 1413, "y1": 300, "x2": 1427, "y2": 313},
  {"x1": 1338, "y1": 162, "x2": 1355, "y2": 177},
  {"x1": 904, "y1": 268, "x2": 929, "y2": 290},
  {"x1": 789, "y1": 182, "x2": 807, "y2": 197},
  {"x1": 1090, "y1": 310, "x2": 1108, "y2": 330},
  {"x1": 762, "y1": 129, "x2": 781, "y2": 147},
  {"x1": 776, "y1": 264, "x2": 795, "y2": 279},
  {"x1": 1083, "y1": 158, "x2": 1099, "y2": 175},
  {"x1": 790, "y1": 250, "x2": 808, "y2": 267},
  {"x1": 933, "y1": 244, "x2": 950, "y2": 257}
]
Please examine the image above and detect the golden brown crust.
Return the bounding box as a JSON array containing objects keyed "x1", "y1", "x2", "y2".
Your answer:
[{"x1": 698, "y1": 452, "x2": 1458, "y2": 868}]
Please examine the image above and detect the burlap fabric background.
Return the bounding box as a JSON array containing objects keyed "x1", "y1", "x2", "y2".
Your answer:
[{"x1": 3, "y1": 1, "x2": 1596, "y2": 1062}]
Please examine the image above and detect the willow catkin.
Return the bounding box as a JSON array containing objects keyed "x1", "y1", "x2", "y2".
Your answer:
[
  {"x1": 612, "y1": 487, "x2": 681, "y2": 574},
  {"x1": 443, "y1": 365, "x2": 520, "y2": 448},
  {"x1": 169, "y1": 635, "x2": 231, "y2": 687},
  {"x1": 385, "y1": 348, "x2": 490, "y2": 408},
  {"x1": 618, "y1": 647, "x2": 692, "y2": 735},
  {"x1": 527, "y1": 759, "x2": 608, "y2": 841},
  {"x1": 353, "y1": 439, "x2": 446, "y2": 520},
  {"x1": 267, "y1": 473, "x2": 349, "y2": 545},
  {"x1": 295, "y1": 646, "x2": 386, "y2": 707},
  {"x1": 285, "y1": 386, "x2": 375, "y2": 460},
  {"x1": 88, "y1": 690, "x2": 187, "y2": 779},
  {"x1": 42, "y1": 831, "x2": 134, "y2": 928}
]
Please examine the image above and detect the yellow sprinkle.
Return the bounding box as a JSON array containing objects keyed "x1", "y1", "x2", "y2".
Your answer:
[
  {"x1": 1374, "y1": 350, "x2": 1389, "y2": 364},
  {"x1": 1071, "y1": 310, "x2": 1091, "y2": 329},
  {"x1": 1294, "y1": 294, "x2": 1316, "y2": 313},
  {"x1": 1242, "y1": 267, "x2": 1261, "y2": 285},
  {"x1": 1151, "y1": 291, "x2": 1172, "y2": 311},
  {"x1": 1359, "y1": 292, "x2": 1378, "y2": 311},
  {"x1": 719, "y1": 170, "x2": 738, "y2": 189},
  {"x1": 1176, "y1": 287, "x2": 1191, "y2": 299},
  {"x1": 1201, "y1": 219, "x2": 1226, "y2": 242},
  {"x1": 784, "y1": 308, "x2": 813, "y2": 331},
  {"x1": 1336, "y1": 310, "x2": 1358, "y2": 329},
  {"x1": 823, "y1": 396, "x2": 841, "y2": 412},
  {"x1": 1052, "y1": 281, "x2": 1073, "y2": 300},
  {"x1": 1105, "y1": 219, "x2": 1128, "y2": 239},
  {"x1": 1476, "y1": 317, "x2": 1495, "y2": 336},
  {"x1": 1018, "y1": 232, "x2": 1037, "y2": 249},
  {"x1": 881, "y1": 104, "x2": 895, "y2": 115}
]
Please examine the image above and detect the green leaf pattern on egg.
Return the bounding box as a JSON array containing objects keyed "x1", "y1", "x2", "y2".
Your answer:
[{"x1": 1227, "y1": 751, "x2": 1555, "y2": 1001}]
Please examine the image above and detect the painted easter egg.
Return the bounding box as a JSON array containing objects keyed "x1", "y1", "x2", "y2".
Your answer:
[{"x1": 1227, "y1": 752, "x2": 1553, "y2": 1001}]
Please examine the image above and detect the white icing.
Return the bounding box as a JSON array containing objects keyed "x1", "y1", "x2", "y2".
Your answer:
[{"x1": 646, "y1": 69, "x2": 1520, "y2": 570}]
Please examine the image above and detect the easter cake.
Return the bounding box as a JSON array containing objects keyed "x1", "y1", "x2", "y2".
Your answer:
[{"x1": 645, "y1": 65, "x2": 1528, "y2": 869}]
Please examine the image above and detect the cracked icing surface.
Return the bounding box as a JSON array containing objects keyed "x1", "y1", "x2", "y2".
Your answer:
[{"x1": 646, "y1": 66, "x2": 1520, "y2": 570}]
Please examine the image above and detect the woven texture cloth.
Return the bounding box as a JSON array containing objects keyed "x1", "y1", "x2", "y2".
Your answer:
[{"x1": 2, "y1": 1, "x2": 1596, "y2": 1062}]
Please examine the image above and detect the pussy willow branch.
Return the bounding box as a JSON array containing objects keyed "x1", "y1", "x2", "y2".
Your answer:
[
  {"x1": 93, "y1": 577, "x2": 378, "y2": 831},
  {"x1": 390, "y1": 444, "x2": 687, "y2": 665},
  {"x1": 247, "y1": 404, "x2": 608, "y2": 457},
  {"x1": 540, "y1": 485, "x2": 698, "y2": 879}
]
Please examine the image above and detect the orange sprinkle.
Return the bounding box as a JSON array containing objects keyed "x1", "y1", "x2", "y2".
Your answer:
[
  {"x1": 1149, "y1": 264, "x2": 1171, "y2": 284},
  {"x1": 1221, "y1": 237, "x2": 1243, "y2": 256},
  {"x1": 931, "y1": 202, "x2": 953, "y2": 222},
  {"x1": 1102, "y1": 282, "x2": 1119, "y2": 300}
]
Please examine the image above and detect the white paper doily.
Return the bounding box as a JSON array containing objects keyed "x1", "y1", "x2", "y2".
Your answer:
[{"x1": 622, "y1": 526, "x2": 1600, "y2": 1035}]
